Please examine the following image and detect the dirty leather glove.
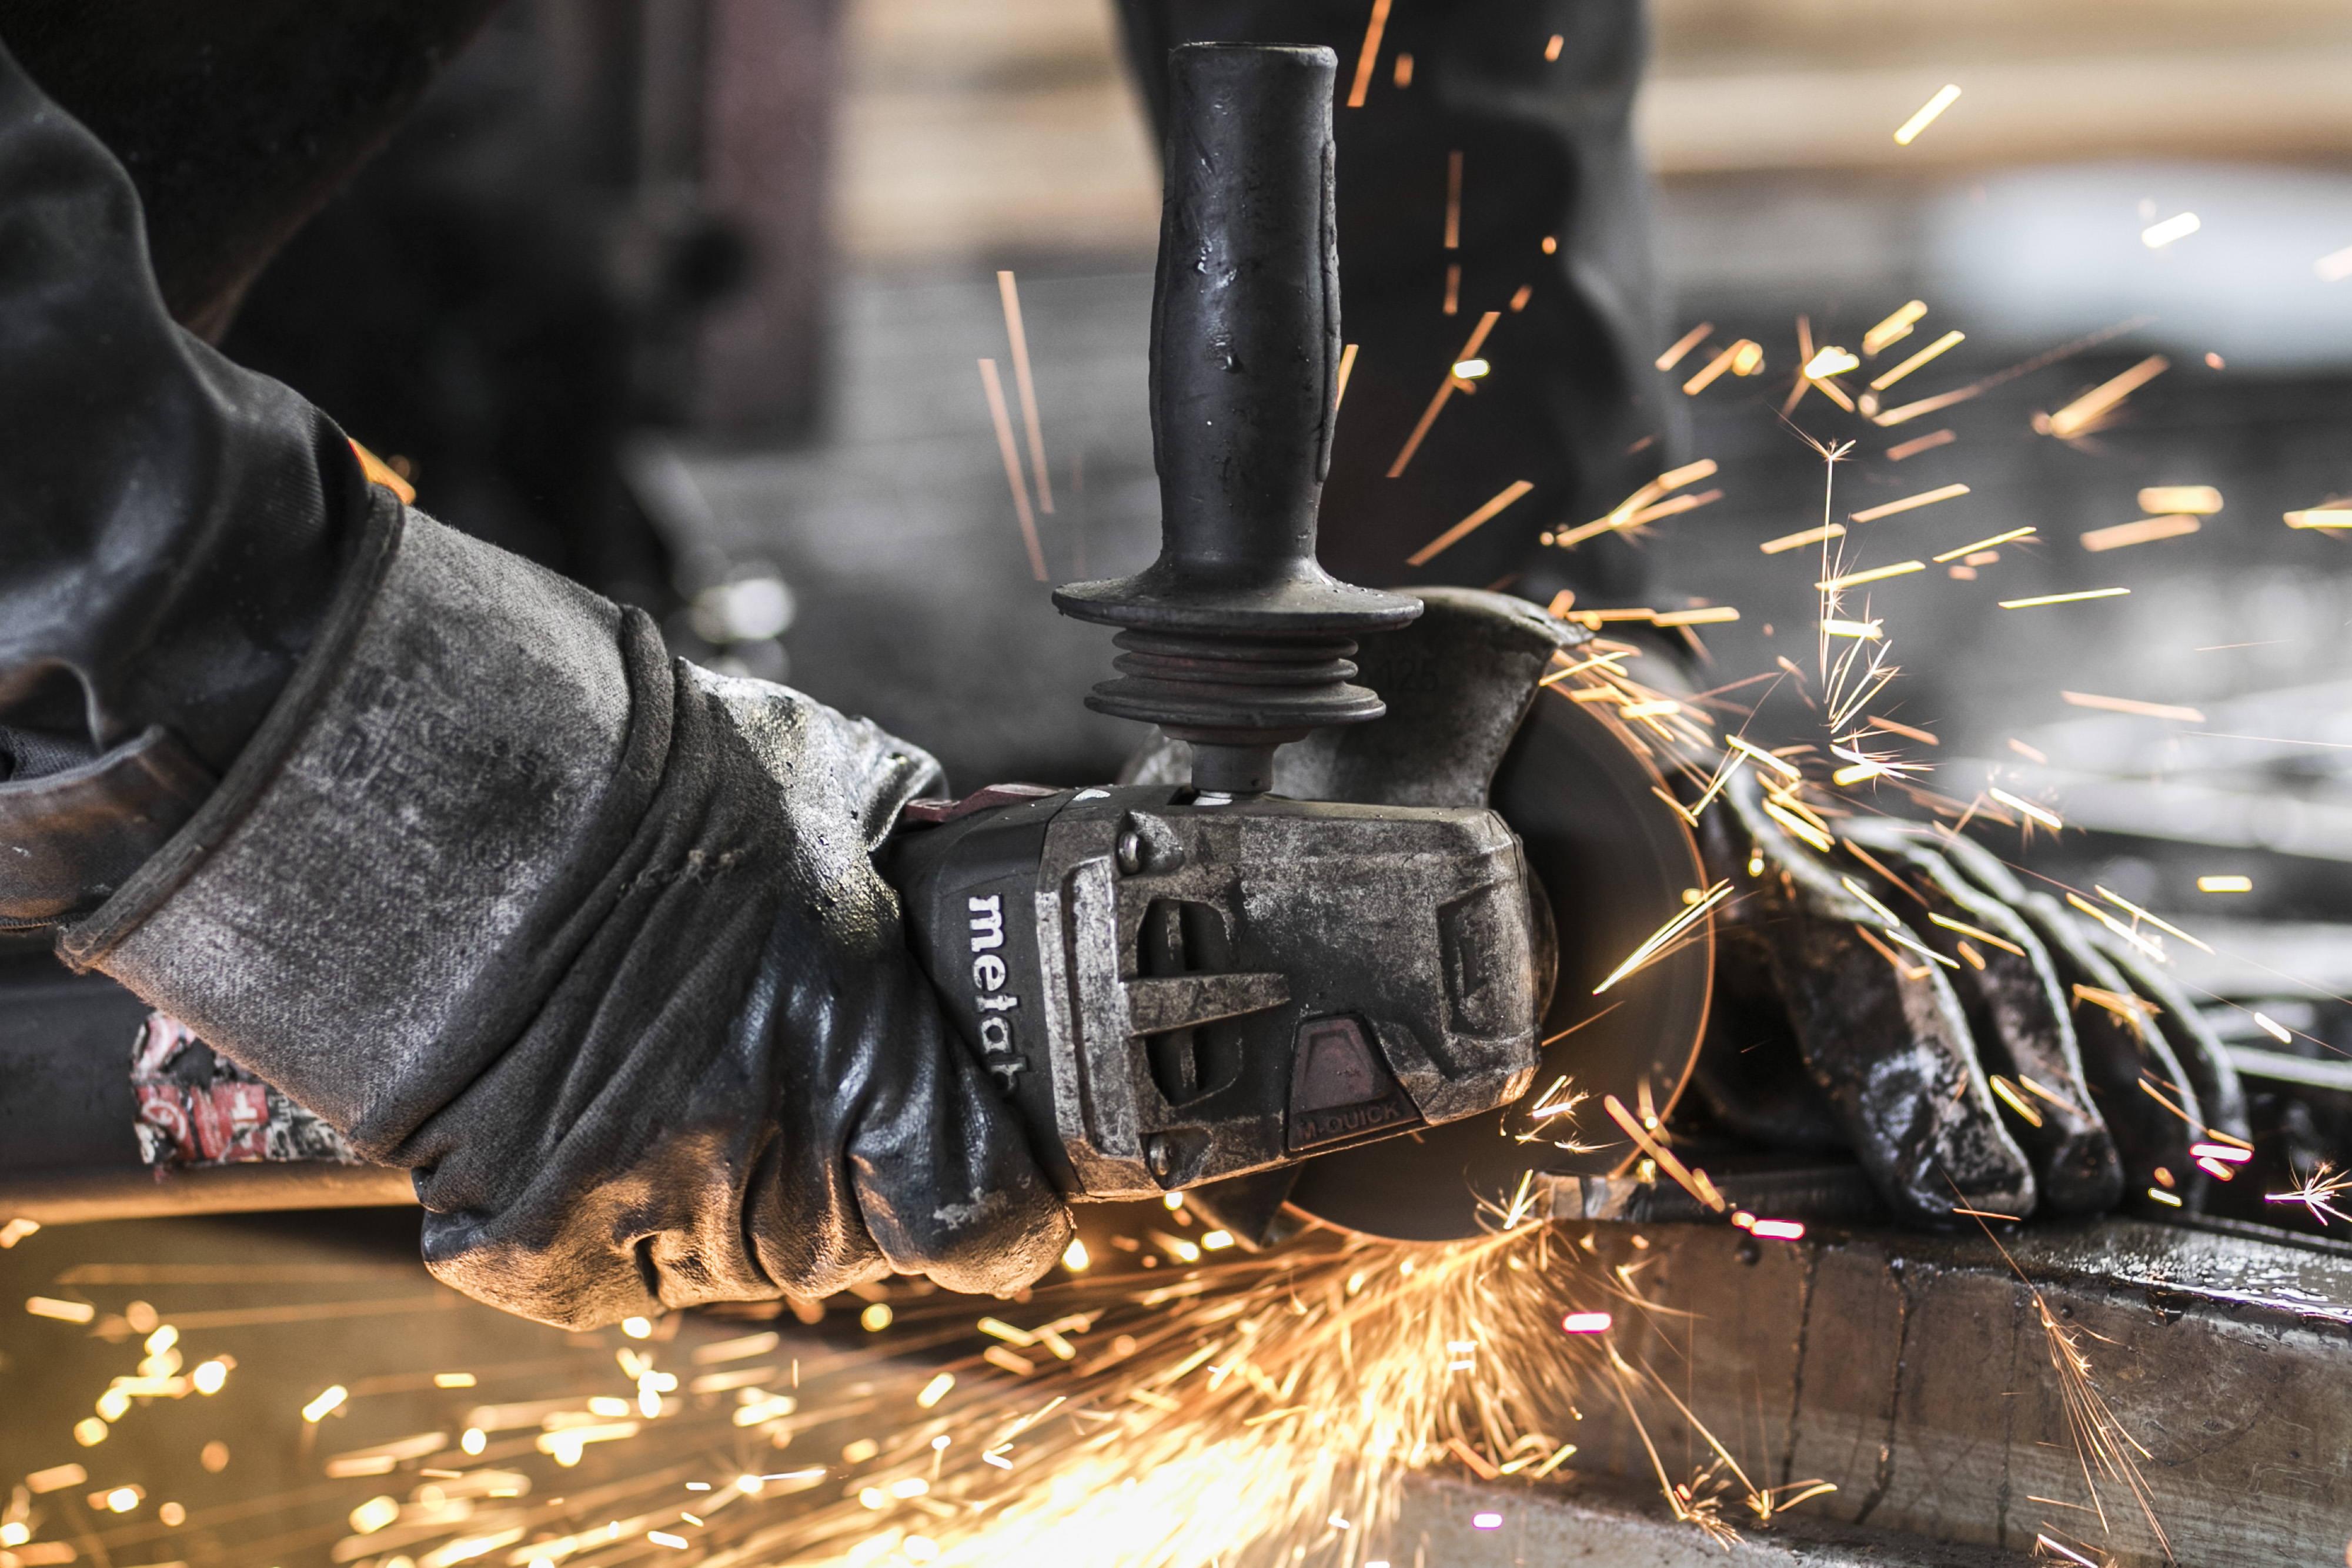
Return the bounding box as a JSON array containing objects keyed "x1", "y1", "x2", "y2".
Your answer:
[
  {"x1": 1845, "y1": 823, "x2": 2249, "y2": 1215},
  {"x1": 1508, "y1": 620, "x2": 2246, "y2": 1228},
  {"x1": 1689, "y1": 769, "x2": 2251, "y2": 1223},
  {"x1": 1689, "y1": 773, "x2": 2043, "y2": 1225},
  {"x1": 60, "y1": 506, "x2": 1073, "y2": 1325},
  {"x1": 0, "y1": 44, "x2": 1068, "y2": 1325}
]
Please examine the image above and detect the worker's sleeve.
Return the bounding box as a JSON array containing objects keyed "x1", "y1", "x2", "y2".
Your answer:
[
  {"x1": 0, "y1": 38, "x2": 363, "y2": 773},
  {"x1": 0, "y1": 31, "x2": 368, "y2": 922},
  {"x1": 61, "y1": 504, "x2": 1069, "y2": 1326}
]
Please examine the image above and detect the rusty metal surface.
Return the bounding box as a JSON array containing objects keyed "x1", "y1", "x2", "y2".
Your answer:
[
  {"x1": 1531, "y1": 1218, "x2": 2352, "y2": 1567},
  {"x1": 1396, "y1": 1476, "x2": 2031, "y2": 1564}
]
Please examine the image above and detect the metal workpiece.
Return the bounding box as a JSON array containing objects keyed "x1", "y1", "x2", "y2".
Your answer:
[
  {"x1": 0, "y1": 1162, "x2": 415, "y2": 1223},
  {"x1": 1540, "y1": 1155, "x2": 1886, "y2": 1224},
  {"x1": 1533, "y1": 1218, "x2": 2352, "y2": 1568},
  {"x1": 0, "y1": 945, "x2": 416, "y2": 1224},
  {"x1": 890, "y1": 784, "x2": 1541, "y2": 1202},
  {"x1": 1054, "y1": 42, "x2": 1419, "y2": 797},
  {"x1": 1395, "y1": 1476, "x2": 2034, "y2": 1567}
]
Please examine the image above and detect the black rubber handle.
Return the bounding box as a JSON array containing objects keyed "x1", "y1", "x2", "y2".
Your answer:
[
  {"x1": 1054, "y1": 43, "x2": 1418, "y2": 795},
  {"x1": 1149, "y1": 42, "x2": 1341, "y2": 589}
]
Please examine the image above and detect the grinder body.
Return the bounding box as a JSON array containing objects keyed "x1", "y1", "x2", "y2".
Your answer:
[{"x1": 891, "y1": 785, "x2": 1539, "y2": 1198}]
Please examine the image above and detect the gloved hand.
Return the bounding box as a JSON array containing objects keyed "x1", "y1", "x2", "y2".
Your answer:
[
  {"x1": 1132, "y1": 586, "x2": 2250, "y2": 1234},
  {"x1": 1685, "y1": 745, "x2": 2251, "y2": 1226},
  {"x1": 56, "y1": 500, "x2": 1076, "y2": 1325},
  {"x1": 0, "y1": 38, "x2": 1068, "y2": 1326}
]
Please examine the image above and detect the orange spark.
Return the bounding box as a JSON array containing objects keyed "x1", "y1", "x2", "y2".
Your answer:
[
  {"x1": 1656, "y1": 322, "x2": 1712, "y2": 372},
  {"x1": 2059, "y1": 691, "x2": 2203, "y2": 723},
  {"x1": 1407, "y1": 480, "x2": 1535, "y2": 567},
  {"x1": 1761, "y1": 523, "x2": 1844, "y2": 555},
  {"x1": 1851, "y1": 483, "x2": 1969, "y2": 522},
  {"x1": 996, "y1": 272, "x2": 1053, "y2": 514},
  {"x1": 1932, "y1": 526, "x2": 2034, "y2": 563},
  {"x1": 2080, "y1": 516, "x2": 2199, "y2": 552},
  {"x1": 2036, "y1": 356, "x2": 2169, "y2": 440},
  {"x1": 1886, "y1": 429, "x2": 1956, "y2": 460},
  {"x1": 1388, "y1": 313, "x2": 1501, "y2": 477},
  {"x1": 1862, "y1": 300, "x2": 1927, "y2": 357},
  {"x1": 978, "y1": 359, "x2": 1047, "y2": 581},
  {"x1": 1345, "y1": 0, "x2": 1391, "y2": 108},
  {"x1": 1869, "y1": 330, "x2": 1965, "y2": 390},
  {"x1": 1998, "y1": 589, "x2": 2129, "y2": 609}
]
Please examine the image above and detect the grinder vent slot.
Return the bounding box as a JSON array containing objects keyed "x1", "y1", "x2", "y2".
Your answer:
[{"x1": 1137, "y1": 898, "x2": 1245, "y2": 1105}]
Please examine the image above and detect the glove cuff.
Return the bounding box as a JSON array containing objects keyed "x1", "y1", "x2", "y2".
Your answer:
[
  {"x1": 61, "y1": 500, "x2": 665, "y2": 1145},
  {"x1": 59, "y1": 486, "x2": 407, "y2": 967}
]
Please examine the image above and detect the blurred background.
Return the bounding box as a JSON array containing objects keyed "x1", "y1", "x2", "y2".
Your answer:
[
  {"x1": 10, "y1": 4, "x2": 2352, "y2": 1563},
  {"x1": 220, "y1": 0, "x2": 2352, "y2": 797},
  {"x1": 230, "y1": 0, "x2": 2352, "y2": 994}
]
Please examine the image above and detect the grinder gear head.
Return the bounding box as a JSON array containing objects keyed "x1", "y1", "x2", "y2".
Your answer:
[{"x1": 891, "y1": 785, "x2": 1541, "y2": 1199}]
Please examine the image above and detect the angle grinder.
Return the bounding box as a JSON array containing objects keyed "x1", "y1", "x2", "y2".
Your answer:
[{"x1": 894, "y1": 42, "x2": 1710, "y2": 1244}]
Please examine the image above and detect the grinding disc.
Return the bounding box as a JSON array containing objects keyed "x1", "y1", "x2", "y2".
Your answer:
[{"x1": 1281, "y1": 678, "x2": 1713, "y2": 1239}]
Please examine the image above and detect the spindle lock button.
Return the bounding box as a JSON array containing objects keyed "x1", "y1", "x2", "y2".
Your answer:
[{"x1": 1286, "y1": 1017, "x2": 1419, "y2": 1152}]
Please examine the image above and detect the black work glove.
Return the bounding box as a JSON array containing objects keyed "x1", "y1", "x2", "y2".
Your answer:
[
  {"x1": 1413, "y1": 610, "x2": 2248, "y2": 1231},
  {"x1": 1691, "y1": 770, "x2": 2250, "y2": 1224},
  {"x1": 0, "y1": 42, "x2": 1068, "y2": 1324},
  {"x1": 56, "y1": 506, "x2": 1074, "y2": 1323},
  {"x1": 1854, "y1": 823, "x2": 2248, "y2": 1213},
  {"x1": 1690, "y1": 773, "x2": 2041, "y2": 1224}
]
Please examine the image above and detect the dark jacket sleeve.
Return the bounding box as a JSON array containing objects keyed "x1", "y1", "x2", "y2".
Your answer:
[
  {"x1": 0, "y1": 34, "x2": 370, "y2": 925},
  {"x1": 64, "y1": 508, "x2": 1067, "y2": 1326},
  {"x1": 0, "y1": 35, "x2": 365, "y2": 778}
]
